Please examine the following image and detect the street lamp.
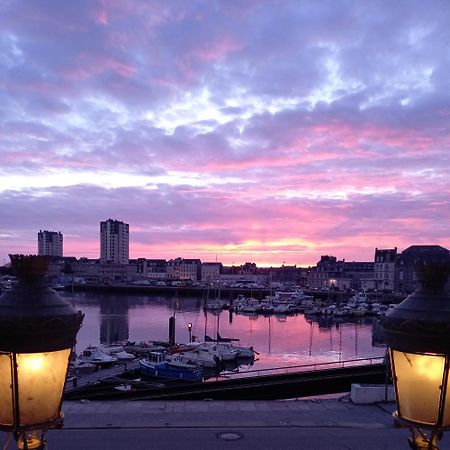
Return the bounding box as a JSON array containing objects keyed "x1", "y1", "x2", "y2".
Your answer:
[
  {"x1": 187, "y1": 323, "x2": 192, "y2": 343},
  {"x1": 0, "y1": 255, "x2": 84, "y2": 449},
  {"x1": 382, "y1": 261, "x2": 450, "y2": 449}
]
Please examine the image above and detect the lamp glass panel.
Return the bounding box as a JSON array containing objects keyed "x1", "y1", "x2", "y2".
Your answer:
[
  {"x1": 0, "y1": 353, "x2": 14, "y2": 427},
  {"x1": 16, "y1": 348, "x2": 71, "y2": 426},
  {"x1": 444, "y1": 360, "x2": 450, "y2": 427},
  {"x1": 392, "y1": 350, "x2": 445, "y2": 426}
]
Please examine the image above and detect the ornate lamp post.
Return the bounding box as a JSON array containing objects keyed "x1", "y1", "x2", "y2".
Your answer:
[
  {"x1": 187, "y1": 322, "x2": 193, "y2": 343},
  {"x1": 0, "y1": 255, "x2": 84, "y2": 449},
  {"x1": 383, "y1": 261, "x2": 450, "y2": 449}
]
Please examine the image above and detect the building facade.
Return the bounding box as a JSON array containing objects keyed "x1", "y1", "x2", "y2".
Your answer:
[
  {"x1": 201, "y1": 262, "x2": 222, "y2": 283},
  {"x1": 38, "y1": 230, "x2": 63, "y2": 256},
  {"x1": 134, "y1": 258, "x2": 168, "y2": 280},
  {"x1": 100, "y1": 219, "x2": 129, "y2": 264},
  {"x1": 343, "y1": 261, "x2": 375, "y2": 291},
  {"x1": 167, "y1": 258, "x2": 201, "y2": 281},
  {"x1": 307, "y1": 256, "x2": 345, "y2": 289},
  {"x1": 395, "y1": 245, "x2": 450, "y2": 293},
  {"x1": 374, "y1": 248, "x2": 397, "y2": 291}
]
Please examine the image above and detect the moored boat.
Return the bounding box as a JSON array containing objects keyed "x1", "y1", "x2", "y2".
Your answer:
[
  {"x1": 139, "y1": 352, "x2": 204, "y2": 382},
  {"x1": 166, "y1": 348, "x2": 220, "y2": 368},
  {"x1": 79, "y1": 347, "x2": 118, "y2": 367}
]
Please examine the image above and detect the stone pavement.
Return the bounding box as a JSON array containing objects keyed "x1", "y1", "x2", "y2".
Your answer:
[{"x1": 3, "y1": 397, "x2": 450, "y2": 449}]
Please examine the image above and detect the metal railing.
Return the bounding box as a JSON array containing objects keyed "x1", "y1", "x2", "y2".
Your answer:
[{"x1": 211, "y1": 356, "x2": 386, "y2": 381}]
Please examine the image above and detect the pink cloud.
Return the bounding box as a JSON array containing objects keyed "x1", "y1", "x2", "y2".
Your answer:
[
  {"x1": 94, "y1": 0, "x2": 109, "y2": 26},
  {"x1": 64, "y1": 54, "x2": 137, "y2": 81},
  {"x1": 191, "y1": 36, "x2": 244, "y2": 62}
]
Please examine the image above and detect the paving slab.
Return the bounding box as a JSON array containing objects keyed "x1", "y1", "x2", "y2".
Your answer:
[{"x1": 3, "y1": 399, "x2": 450, "y2": 450}]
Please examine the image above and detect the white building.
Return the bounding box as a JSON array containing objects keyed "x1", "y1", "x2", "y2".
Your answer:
[
  {"x1": 100, "y1": 219, "x2": 129, "y2": 264},
  {"x1": 38, "y1": 230, "x2": 63, "y2": 256}
]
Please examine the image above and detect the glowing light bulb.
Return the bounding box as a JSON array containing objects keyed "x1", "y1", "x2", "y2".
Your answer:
[
  {"x1": 21, "y1": 353, "x2": 46, "y2": 373},
  {"x1": 413, "y1": 354, "x2": 444, "y2": 382}
]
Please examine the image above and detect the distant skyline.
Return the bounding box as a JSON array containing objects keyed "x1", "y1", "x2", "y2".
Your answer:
[{"x1": 0, "y1": 1, "x2": 449, "y2": 267}]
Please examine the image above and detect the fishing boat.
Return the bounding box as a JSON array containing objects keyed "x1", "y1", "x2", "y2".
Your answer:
[{"x1": 139, "y1": 352, "x2": 204, "y2": 382}]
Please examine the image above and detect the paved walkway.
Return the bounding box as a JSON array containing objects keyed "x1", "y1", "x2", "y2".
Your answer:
[
  {"x1": 60, "y1": 396, "x2": 396, "y2": 429},
  {"x1": 3, "y1": 397, "x2": 450, "y2": 449}
]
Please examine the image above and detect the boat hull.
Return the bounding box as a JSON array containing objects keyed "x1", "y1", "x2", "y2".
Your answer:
[{"x1": 139, "y1": 359, "x2": 204, "y2": 382}]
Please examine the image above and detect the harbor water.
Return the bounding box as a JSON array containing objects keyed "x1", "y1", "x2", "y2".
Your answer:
[{"x1": 61, "y1": 291, "x2": 386, "y2": 372}]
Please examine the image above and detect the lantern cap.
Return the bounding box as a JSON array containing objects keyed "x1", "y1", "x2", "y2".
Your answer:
[
  {"x1": 382, "y1": 260, "x2": 450, "y2": 354},
  {"x1": 0, "y1": 254, "x2": 84, "y2": 353},
  {"x1": 9, "y1": 254, "x2": 51, "y2": 282},
  {"x1": 415, "y1": 260, "x2": 450, "y2": 290}
]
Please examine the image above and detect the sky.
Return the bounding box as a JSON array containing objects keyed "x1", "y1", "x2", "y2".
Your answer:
[{"x1": 0, "y1": 0, "x2": 449, "y2": 267}]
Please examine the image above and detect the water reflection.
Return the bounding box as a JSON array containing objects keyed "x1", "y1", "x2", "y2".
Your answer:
[
  {"x1": 100, "y1": 296, "x2": 129, "y2": 345},
  {"x1": 62, "y1": 291, "x2": 386, "y2": 371}
]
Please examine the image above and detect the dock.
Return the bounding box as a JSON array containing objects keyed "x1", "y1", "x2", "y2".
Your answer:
[
  {"x1": 64, "y1": 357, "x2": 388, "y2": 401},
  {"x1": 65, "y1": 360, "x2": 141, "y2": 394}
]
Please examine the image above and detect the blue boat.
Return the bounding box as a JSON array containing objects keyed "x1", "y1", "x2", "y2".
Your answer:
[{"x1": 139, "y1": 352, "x2": 204, "y2": 382}]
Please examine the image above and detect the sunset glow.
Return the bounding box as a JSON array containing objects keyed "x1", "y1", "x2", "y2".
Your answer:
[{"x1": 0, "y1": 1, "x2": 449, "y2": 266}]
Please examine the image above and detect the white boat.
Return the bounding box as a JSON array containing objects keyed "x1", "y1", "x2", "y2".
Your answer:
[
  {"x1": 164, "y1": 354, "x2": 201, "y2": 370},
  {"x1": 79, "y1": 347, "x2": 118, "y2": 366},
  {"x1": 203, "y1": 299, "x2": 227, "y2": 311},
  {"x1": 114, "y1": 350, "x2": 136, "y2": 361},
  {"x1": 166, "y1": 351, "x2": 219, "y2": 369},
  {"x1": 101, "y1": 345, "x2": 136, "y2": 360},
  {"x1": 351, "y1": 303, "x2": 369, "y2": 317},
  {"x1": 349, "y1": 291, "x2": 370, "y2": 304},
  {"x1": 217, "y1": 342, "x2": 256, "y2": 358},
  {"x1": 234, "y1": 297, "x2": 261, "y2": 314},
  {"x1": 183, "y1": 342, "x2": 239, "y2": 361},
  {"x1": 273, "y1": 303, "x2": 291, "y2": 314}
]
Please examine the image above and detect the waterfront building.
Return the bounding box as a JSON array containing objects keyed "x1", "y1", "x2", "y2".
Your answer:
[
  {"x1": 134, "y1": 258, "x2": 168, "y2": 280},
  {"x1": 268, "y1": 265, "x2": 301, "y2": 285},
  {"x1": 307, "y1": 256, "x2": 345, "y2": 289},
  {"x1": 201, "y1": 262, "x2": 222, "y2": 283},
  {"x1": 307, "y1": 257, "x2": 375, "y2": 291},
  {"x1": 374, "y1": 248, "x2": 397, "y2": 292},
  {"x1": 395, "y1": 245, "x2": 450, "y2": 293},
  {"x1": 38, "y1": 230, "x2": 63, "y2": 256},
  {"x1": 220, "y1": 263, "x2": 266, "y2": 286},
  {"x1": 70, "y1": 259, "x2": 137, "y2": 283},
  {"x1": 344, "y1": 261, "x2": 375, "y2": 291},
  {"x1": 167, "y1": 258, "x2": 201, "y2": 281},
  {"x1": 100, "y1": 219, "x2": 129, "y2": 264}
]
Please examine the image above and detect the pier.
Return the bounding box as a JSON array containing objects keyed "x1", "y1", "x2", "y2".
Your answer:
[{"x1": 64, "y1": 357, "x2": 388, "y2": 401}]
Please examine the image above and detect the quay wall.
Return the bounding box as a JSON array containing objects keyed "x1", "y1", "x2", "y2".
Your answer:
[
  {"x1": 66, "y1": 283, "x2": 399, "y2": 303},
  {"x1": 67, "y1": 283, "x2": 357, "y2": 301}
]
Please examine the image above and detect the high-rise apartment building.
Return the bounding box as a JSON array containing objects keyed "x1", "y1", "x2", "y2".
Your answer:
[
  {"x1": 38, "y1": 230, "x2": 63, "y2": 256},
  {"x1": 100, "y1": 219, "x2": 129, "y2": 264}
]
